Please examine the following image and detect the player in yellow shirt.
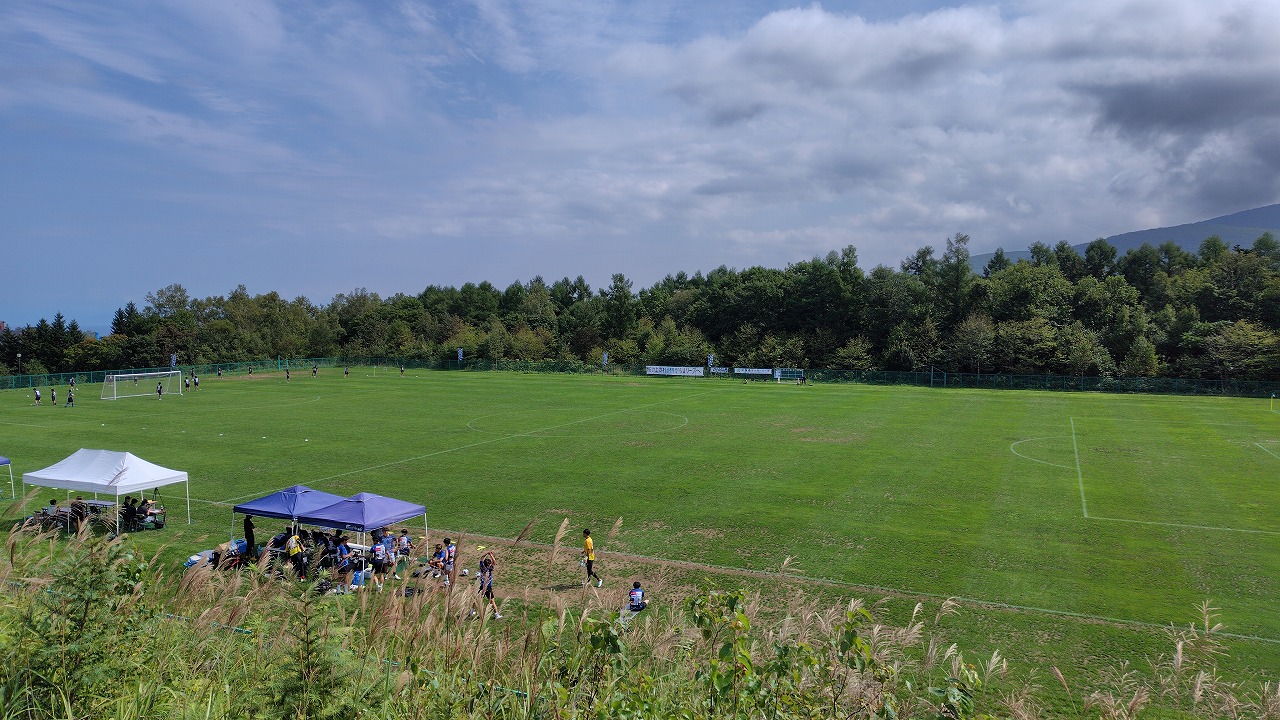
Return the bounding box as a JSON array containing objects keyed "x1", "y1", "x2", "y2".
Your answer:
[{"x1": 582, "y1": 528, "x2": 602, "y2": 587}]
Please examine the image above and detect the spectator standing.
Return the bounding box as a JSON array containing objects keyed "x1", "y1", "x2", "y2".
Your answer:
[
  {"x1": 370, "y1": 535, "x2": 389, "y2": 591},
  {"x1": 583, "y1": 529, "x2": 602, "y2": 587}
]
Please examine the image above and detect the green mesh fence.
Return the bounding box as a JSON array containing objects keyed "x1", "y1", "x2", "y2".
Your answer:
[
  {"x1": 2, "y1": 359, "x2": 1276, "y2": 399},
  {"x1": 806, "y1": 369, "x2": 1280, "y2": 398}
]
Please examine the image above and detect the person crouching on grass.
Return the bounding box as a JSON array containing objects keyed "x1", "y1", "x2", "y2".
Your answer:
[{"x1": 628, "y1": 581, "x2": 647, "y2": 612}]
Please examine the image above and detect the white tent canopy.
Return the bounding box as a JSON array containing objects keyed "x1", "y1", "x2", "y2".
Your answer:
[{"x1": 23, "y1": 449, "x2": 191, "y2": 528}]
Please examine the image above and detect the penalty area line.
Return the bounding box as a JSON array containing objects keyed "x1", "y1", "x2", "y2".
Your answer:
[
  {"x1": 1255, "y1": 442, "x2": 1280, "y2": 460},
  {"x1": 1089, "y1": 515, "x2": 1280, "y2": 537},
  {"x1": 1070, "y1": 417, "x2": 1087, "y2": 518}
]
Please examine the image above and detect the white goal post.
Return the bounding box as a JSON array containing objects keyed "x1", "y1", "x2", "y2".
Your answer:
[{"x1": 101, "y1": 370, "x2": 184, "y2": 400}]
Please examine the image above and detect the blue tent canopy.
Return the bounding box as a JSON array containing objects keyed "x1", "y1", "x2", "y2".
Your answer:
[
  {"x1": 232, "y1": 485, "x2": 347, "y2": 521},
  {"x1": 296, "y1": 492, "x2": 426, "y2": 532}
]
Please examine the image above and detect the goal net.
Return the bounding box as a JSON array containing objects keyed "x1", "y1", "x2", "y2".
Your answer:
[{"x1": 101, "y1": 370, "x2": 184, "y2": 400}]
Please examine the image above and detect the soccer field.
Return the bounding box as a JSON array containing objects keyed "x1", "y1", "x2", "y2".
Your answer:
[{"x1": 3, "y1": 369, "x2": 1278, "y2": 646}]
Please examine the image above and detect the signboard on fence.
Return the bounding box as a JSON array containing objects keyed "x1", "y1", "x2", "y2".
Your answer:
[
  {"x1": 710, "y1": 367, "x2": 730, "y2": 374},
  {"x1": 733, "y1": 368, "x2": 773, "y2": 376},
  {"x1": 645, "y1": 366, "x2": 705, "y2": 377}
]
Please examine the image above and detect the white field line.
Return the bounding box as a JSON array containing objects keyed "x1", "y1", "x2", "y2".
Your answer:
[
  {"x1": 0, "y1": 418, "x2": 53, "y2": 429},
  {"x1": 1087, "y1": 515, "x2": 1280, "y2": 537},
  {"x1": 466, "y1": 410, "x2": 690, "y2": 436},
  {"x1": 208, "y1": 390, "x2": 713, "y2": 507},
  {"x1": 1068, "y1": 417, "x2": 1259, "y2": 427},
  {"x1": 1070, "y1": 417, "x2": 1088, "y2": 518},
  {"x1": 1008, "y1": 437, "x2": 1073, "y2": 469},
  {"x1": 1256, "y1": 442, "x2": 1280, "y2": 460}
]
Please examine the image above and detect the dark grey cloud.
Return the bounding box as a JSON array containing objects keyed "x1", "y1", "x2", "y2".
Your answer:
[{"x1": 1077, "y1": 73, "x2": 1280, "y2": 138}]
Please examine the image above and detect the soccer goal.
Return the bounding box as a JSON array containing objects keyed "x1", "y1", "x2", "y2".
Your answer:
[{"x1": 101, "y1": 370, "x2": 184, "y2": 400}]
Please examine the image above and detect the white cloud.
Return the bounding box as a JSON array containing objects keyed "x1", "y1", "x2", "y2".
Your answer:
[{"x1": 3, "y1": 0, "x2": 1280, "y2": 327}]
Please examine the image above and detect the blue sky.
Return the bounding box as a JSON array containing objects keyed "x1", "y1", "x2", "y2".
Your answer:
[{"x1": 3, "y1": 0, "x2": 1279, "y2": 332}]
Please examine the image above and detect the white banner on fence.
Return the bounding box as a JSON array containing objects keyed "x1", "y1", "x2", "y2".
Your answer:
[
  {"x1": 709, "y1": 366, "x2": 730, "y2": 374},
  {"x1": 733, "y1": 367, "x2": 774, "y2": 375},
  {"x1": 646, "y1": 365, "x2": 705, "y2": 377}
]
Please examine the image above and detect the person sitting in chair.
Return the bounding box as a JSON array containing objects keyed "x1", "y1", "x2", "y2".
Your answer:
[{"x1": 121, "y1": 498, "x2": 136, "y2": 531}]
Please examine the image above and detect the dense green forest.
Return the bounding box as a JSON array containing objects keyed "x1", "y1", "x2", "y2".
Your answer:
[{"x1": 4, "y1": 233, "x2": 1280, "y2": 380}]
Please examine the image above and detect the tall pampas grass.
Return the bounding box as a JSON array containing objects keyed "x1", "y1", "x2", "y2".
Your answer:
[
  {"x1": 549, "y1": 517, "x2": 570, "y2": 566},
  {"x1": 513, "y1": 518, "x2": 537, "y2": 545}
]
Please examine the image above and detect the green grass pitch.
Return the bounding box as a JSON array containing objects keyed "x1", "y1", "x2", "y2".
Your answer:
[{"x1": 3, "y1": 369, "x2": 1278, "y2": 659}]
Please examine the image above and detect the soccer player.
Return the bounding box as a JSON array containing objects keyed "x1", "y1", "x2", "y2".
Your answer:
[
  {"x1": 50, "y1": 388, "x2": 55, "y2": 406},
  {"x1": 369, "y1": 534, "x2": 390, "y2": 591},
  {"x1": 157, "y1": 382, "x2": 163, "y2": 399},
  {"x1": 443, "y1": 537, "x2": 457, "y2": 586},
  {"x1": 312, "y1": 364, "x2": 318, "y2": 378},
  {"x1": 33, "y1": 389, "x2": 40, "y2": 406},
  {"x1": 285, "y1": 368, "x2": 290, "y2": 382},
  {"x1": 193, "y1": 374, "x2": 199, "y2": 391},
  {"x1": 400, "y1": 364, "x2": 405, "y2": 376},
  {"x1": 344, "y1": 365, "x2": 349, "y2": 378},
  {"x1": 65, "y1": 391, "x2": 74, "y2": 408},
  {"x1": 395, "y1": 529, "x2": 414, "y2": 579},
  {"x1": 583, "y1": 529, "x2": 602, "y2": 587},
  {"x1": 475, "y1": 551, "x2": 500, "y2": 618},
  {"x1": 427, "y1": 543, "x2": 446, "y2": 577},
  {"x1": 184, "y1": 375, "x2": 190, "y2": 391}
]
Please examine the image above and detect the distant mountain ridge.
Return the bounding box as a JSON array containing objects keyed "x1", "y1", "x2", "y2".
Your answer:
[{"x1": 970, "y1": 203, "x2": 1280, "y2": 271}]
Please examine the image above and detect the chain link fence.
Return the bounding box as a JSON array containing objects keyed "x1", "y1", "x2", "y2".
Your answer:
[{"x1": 2, "y1": 359, "x2": 1276, "y2": 399}]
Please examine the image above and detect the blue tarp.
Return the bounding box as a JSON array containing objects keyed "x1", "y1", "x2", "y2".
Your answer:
[
  {"x1": 295, "y1": 492, "x2": 425, "y2": 532},
  {"x1": 0, "y1": 457, "x2": 9, "y2": 466},
  {"x1": 232, "y1": 485, "x2": 347, "y2": 521}
]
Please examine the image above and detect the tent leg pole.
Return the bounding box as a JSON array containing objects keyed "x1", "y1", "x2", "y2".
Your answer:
[{"x1": 186, "y1": 482, "x2": 191, "y2": 525}]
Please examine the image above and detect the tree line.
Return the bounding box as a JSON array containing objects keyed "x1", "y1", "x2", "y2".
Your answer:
[{"x1": 3, "y1": 232, "x2": 1279, "y2": 380}]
